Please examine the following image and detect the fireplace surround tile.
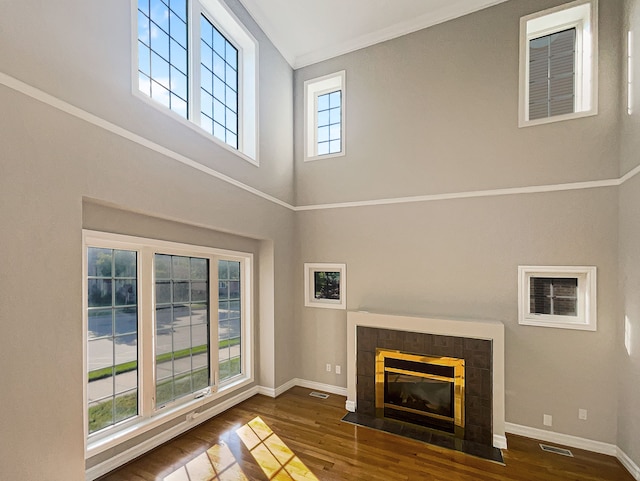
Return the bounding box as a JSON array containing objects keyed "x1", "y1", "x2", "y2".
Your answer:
[
  {"x1": 356, "y1": 327, "x2": 493, "y2": 446},
  {"x1": 347, "y1": 311, "x2": 506, "y2": 451}
]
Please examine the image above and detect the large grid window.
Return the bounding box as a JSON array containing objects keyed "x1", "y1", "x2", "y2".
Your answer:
[
  {"x1": 137, "y1": 0, "x2": 189, "y2": 118},
  {"x1": 155, "y1": 254, "x2": 210, "y2": 407},
  {"x1": 87, "y1": 248, "x2": 139, "y2": 434},
  {"x1": 134, "y1": 0, "x2": 258, "y2": 162},
  {"x1": 84, "y1": 231, "x2": 253, "y2": 454},
  {"x1": 200, "y1": 15, "x2": 239, "y2": 149},
  {"x1": 317, "y1": 91, "x2": 342, "y2": 156},
  {"x1": 218, "y1": 260, "x2": 241, "y2": 380}
]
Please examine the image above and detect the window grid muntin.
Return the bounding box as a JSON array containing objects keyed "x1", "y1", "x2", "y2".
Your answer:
[
  {"x1": 138, "y1": 0, "x2": 189, "y2": 118},
  {"x1": 317, "y1": 90, "x2": 342, "y2": 155},
  {"x1": 529, "y1": 27, "x2": 576, "y2": 120},
  {"x1": 218, "y1": 260, "x2": 242, "y2": 382},
  {"x1": 530, "y1": 277, "x2": 578, "y2": 317},
  {"x1": 200, "y1": 14, "x2": 239, "y2": 149},
  {"x1": 87, "y1": 247, "x2": 139, "y2": 435},
  {"x1": 84, "y1": 231, "x2": 253, "y2": 452},
  {"x1": 154, "y1": 254, "x2": 210, "y2": 408}
]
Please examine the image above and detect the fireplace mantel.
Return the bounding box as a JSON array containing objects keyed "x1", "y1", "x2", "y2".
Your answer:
[{"x1": 346, "y1": 310, "x2": 507, "y2": 449}]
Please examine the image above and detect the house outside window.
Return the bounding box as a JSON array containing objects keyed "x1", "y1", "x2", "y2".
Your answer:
[{"x1": 84, "y1": 230, "x2": 253, "y2": 455}]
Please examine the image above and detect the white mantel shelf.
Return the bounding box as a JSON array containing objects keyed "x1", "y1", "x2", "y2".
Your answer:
[{"x1": 346, "y1": 310, "x2": 507, "y2": 449}]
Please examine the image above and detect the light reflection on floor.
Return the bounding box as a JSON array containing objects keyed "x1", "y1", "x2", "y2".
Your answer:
[
  {"x1": 162, "y1": 416, "x2": 318, "y2": 481},
  {"x1": 236, "y1": 417, "x2": 319, "y2": 481},
  {"x1": 163, "y1": 441, "x2": 248, "y2": 481}
]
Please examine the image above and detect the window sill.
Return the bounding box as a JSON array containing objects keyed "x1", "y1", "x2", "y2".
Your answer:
[
  {"x1": 85, "y1": 376, "x2": 253, "y2": 459},
  {"x1": 518, "y1": 108, "x2": 598, "y2": 128},
  {"x1": 304, "y1": 151, "x2": 346, "y2": 162},
  {"x1": 132, "y1": 90, "x2": 259, "y2": 167},
  {"x1": 519, "y1": 315, "x2": 596, "y2": 331}
]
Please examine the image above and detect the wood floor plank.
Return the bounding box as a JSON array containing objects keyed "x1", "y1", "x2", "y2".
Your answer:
[{"x1": 98, "y1": 387, "x2": 635, "y2": 481}]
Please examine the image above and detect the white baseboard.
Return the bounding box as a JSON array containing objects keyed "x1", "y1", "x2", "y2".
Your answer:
[
  {"x1": 257, "y1": 378, "x2": 344, "y2": 398},
  {"x1": 493, "y1": 434, "x2": 508, "y2": 450},
  {"x1": 505, "y1": 424, "x2": 640, "y2": 480},
  {"x1": 505, "y1": 422, "x2": 617, "y2": 456},
  {"x1": 618, "y1": 447, "x2": 640, "y2": 481},
  {"x1": 292, "y1": 378, "x2": 347, "y2": 397},
  {"x1": 345, "y1": 400, "x2": 356, "y2": 412},
  {"x1": 85, "y1": 386, "x2": 259, "y2": 481},
  {"x1": 86, "y1": 383, "x2": 640, "y2": 481}
]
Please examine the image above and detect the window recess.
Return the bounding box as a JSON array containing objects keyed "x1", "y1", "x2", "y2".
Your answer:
[
  {"x1": 519, "y1": 0, "x2": 598, "y2": 126},
  {"x1": 518, "y1": 266, "x2": 597, "y2": 331},
  {"x1": 83, "y1": 230, "x2": 252, "y2": 455},
  {"x1": 304, "y1": 71, "x2": 346, "y2": 161},
  {"x1": 134, "y1": 0, "x2": 258, "y2": 163}
]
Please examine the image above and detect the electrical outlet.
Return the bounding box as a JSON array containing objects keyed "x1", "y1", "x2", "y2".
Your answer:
[
  {"x1": 335, "y1": 365, "x2": 341, "y2": 374},
  {"x1": 326, "y1": 363, "x2": 331, "y2": 372},
  {"x1": 543, "y1": 414, "x2": 553, "y2": 426},
  {"x1": 579, "y1": 409, "x2": 587, "y2": 420}
]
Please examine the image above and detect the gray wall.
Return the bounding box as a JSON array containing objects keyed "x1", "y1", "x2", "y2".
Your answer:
[
  {"x1": 1, "y1": 0, "x2": 639, "y2": 478},
  {"x1": 618, "y1": 0, "x2": 640, "y2": 468},
  {"x1": 0, "y1": 0, "x2": 296, "y2": 479},
  {"x1": 294, "y1": 0, "x2": 622, "y2": 206},
  {"x1": 294, "y1": 0, "x2": 625, "y2": 448}
]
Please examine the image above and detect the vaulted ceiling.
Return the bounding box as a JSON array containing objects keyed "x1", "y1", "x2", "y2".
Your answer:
[{"x1": 238, "y1": 0, "x2": 511, "y2": 69}]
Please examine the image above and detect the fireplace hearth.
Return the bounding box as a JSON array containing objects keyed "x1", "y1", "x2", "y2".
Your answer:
[{"x1": 344, "y1": 311, "x2": 506, "y2": 462}]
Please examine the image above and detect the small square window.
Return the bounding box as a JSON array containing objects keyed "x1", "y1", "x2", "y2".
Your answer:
[
  {"x1": 304, "y1": 263, "x2": 347, "y2": 309},
  {"x1": 518, "y1": 266, "x2": 597, "y2": 331},
  {"x1": 519, "y1": 0, "x2": 598, "y2": 126}
]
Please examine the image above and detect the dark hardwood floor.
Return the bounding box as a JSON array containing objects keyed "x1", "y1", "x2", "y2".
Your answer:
[{"x1": 99, "y1": 387, "x2": 635, "y2": 481}]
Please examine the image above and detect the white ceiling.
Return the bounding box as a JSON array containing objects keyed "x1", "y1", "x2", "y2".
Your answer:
[{"x1": 237, "y1": 0, "x2": 512, "y2": 69}]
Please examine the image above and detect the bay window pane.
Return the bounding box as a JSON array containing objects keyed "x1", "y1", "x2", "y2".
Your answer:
[
  {"x1": 87, "y1": 247, "x2": 138, "y2": 434},
  {"x1": 88, "y1": 309, "x2": 112, "y2": 339},
  {"x1": 155, "y1": 254, "x2": 210, "y2": 407}
]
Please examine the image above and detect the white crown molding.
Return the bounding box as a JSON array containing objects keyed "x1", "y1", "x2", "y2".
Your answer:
[
  {"x1": 239, "y1": 0, "x2": 512, "y2": 69},
  {"x1": 2, "y1": 70, "x2": 639, "y2": 214},
  {"x1": 0, "y1": 71, "x2": 295, "y2": 212},
  {"x1": 295, "y1": 177, "x2": 622, "y2": 212},
  {"x1": 292, "y1": 0, "x2": 512, "y2": 69}
]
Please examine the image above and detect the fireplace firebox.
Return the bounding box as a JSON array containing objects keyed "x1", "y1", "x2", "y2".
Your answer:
[{"x1": 376, "y1": 349, "x2": 465, "y2": 437}]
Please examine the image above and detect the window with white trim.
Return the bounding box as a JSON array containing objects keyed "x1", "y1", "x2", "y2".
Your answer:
[
  {"x1": 135, "y1": 0, "x2": 258, "y2": 161},
  {"x1": 519, "y1": 0, "x2": 598, "y2": 126},
  {"x1": 518, "y1": 266, "x2": 597, "y2": 331},
  {"x1": 84, "y1": 231, "x2": 252, "y2": 451},
  {"x1": 304, "y1": 71, "x2": 346, "y2": 161}
]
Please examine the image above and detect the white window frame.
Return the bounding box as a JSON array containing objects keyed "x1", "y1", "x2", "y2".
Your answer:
[
  {"x1": 518, "y1": 266, "x2": 597, "y2": 331},
  {"x1": 131, "y1": 0, "x2": 259, "y2": 165},
  {"x1": 83, "y1": 230, "x2": 253, "y2": 457},
  {"x1": 518, "y1": 0, "x2": 598, "y2": 127},
  {"x1": 304, "y1": 263, "x2": 347, "y2": 309},
  {"x1": 304, "y1": 71, "x2": 346, "y2": 161}
]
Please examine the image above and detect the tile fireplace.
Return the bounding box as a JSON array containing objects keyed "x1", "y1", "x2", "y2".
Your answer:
[{"x1": 346, "y1": 311, "x2": 506, "y2": 450}]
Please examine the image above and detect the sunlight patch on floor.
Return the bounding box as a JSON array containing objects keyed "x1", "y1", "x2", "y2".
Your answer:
[
  {"x1": 236, "y1": 416, "x2": 319, "y2": 481},
  {"x1": 163, "y1": 441, "x2": 248, "y2": 481}
]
